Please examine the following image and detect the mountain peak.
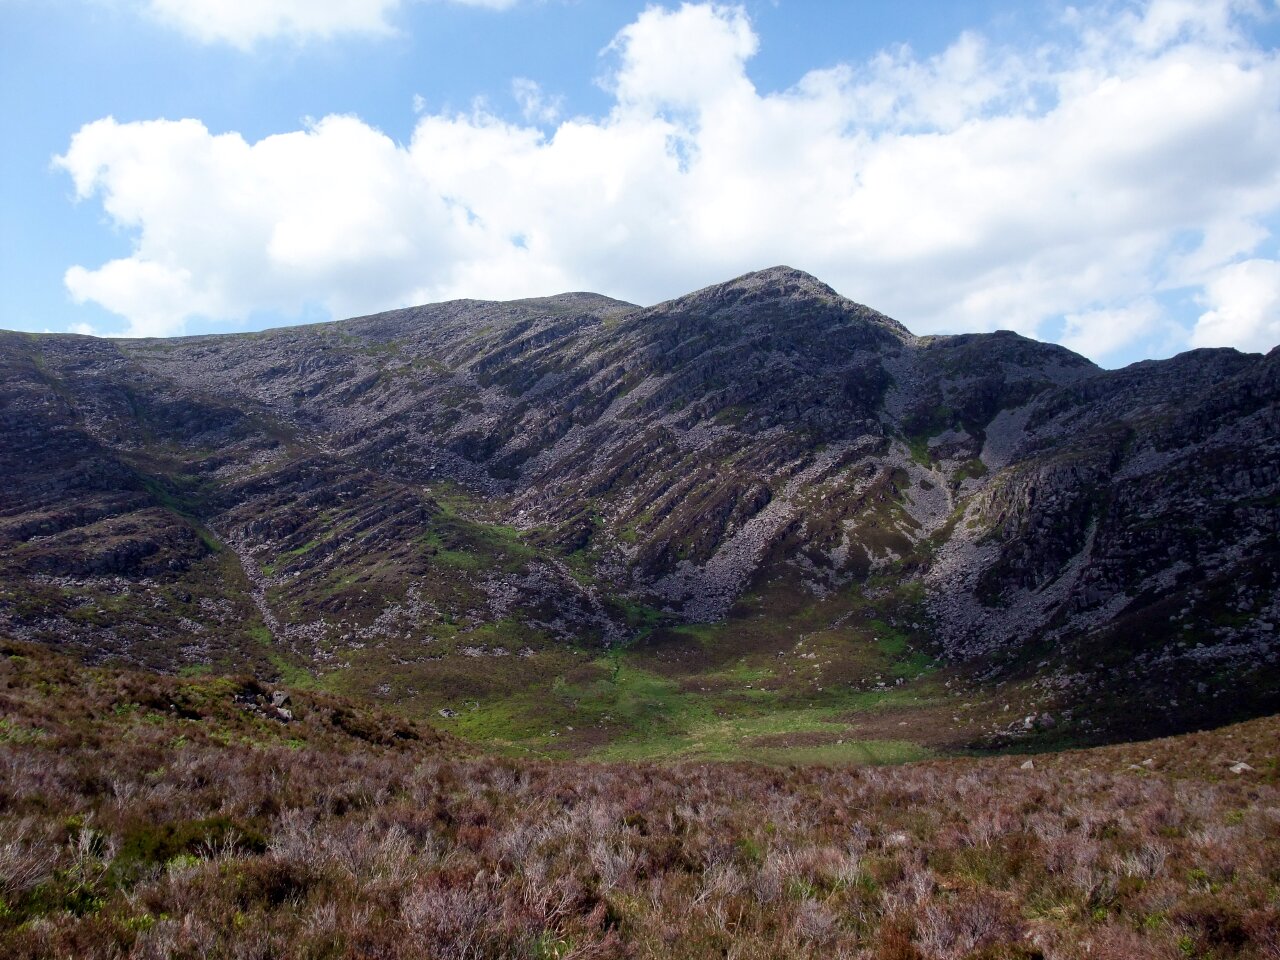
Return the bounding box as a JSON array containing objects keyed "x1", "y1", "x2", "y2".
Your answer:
[
  {"x1": 654, "y1": 266, "x2": 911, "y2": 340},
  {"x1": 704, "y1": 265, "x2": 841, "y2": 302}
]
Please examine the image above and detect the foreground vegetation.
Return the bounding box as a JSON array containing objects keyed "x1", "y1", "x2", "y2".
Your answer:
[{"x1": 1, "y1": 641, "x2": 1278, "y2": 959}]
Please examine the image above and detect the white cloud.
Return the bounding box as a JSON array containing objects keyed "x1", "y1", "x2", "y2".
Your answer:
[
  {"x1": 57, "y1": 115, "x2": 481, "y2": 335},
  {"x1": 1059, "y1": 298, "x2": 1181, "y2": 361},
  {"x1": 448, "y1": 0, "x2": 520, "y2": 9},
  {"x1": 1191, "y1": 258, "x2": 1280, "y2": 352},
  {"x1": 1163, "y1": 218, "x2": 1270, "y2": 287},
  {"x1": 58, "y1": 1, "x2": 1280, "y2": 358},
  {"x1": 605, "y1": 3, "x2": 758, "y2": 112},
  {"x1": 143, "y1": 0, "x2": 403, "y2": 46},
  {"x1": 141, "y1": 0, "x2": 517, "y2": 48},
  {"x1": 511, "y1": 78, "x2": 563, "y2": 125}
]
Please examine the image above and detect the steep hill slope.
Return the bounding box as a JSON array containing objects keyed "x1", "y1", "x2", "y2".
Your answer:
[{"x1": 1, "y1": 267, "x2": 1277, "y2": 751}]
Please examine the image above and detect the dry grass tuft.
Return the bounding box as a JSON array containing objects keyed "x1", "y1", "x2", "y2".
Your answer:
[{"x1": 1, "y1": 641, "x2": 1277, "y2": 958}]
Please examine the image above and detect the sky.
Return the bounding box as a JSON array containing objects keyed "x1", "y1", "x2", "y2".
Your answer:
[{"x1": 2, "y1": 1, "x2": 1279, "y2": 367}]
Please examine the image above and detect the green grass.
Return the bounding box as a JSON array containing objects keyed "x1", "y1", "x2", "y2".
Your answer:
[
  {"x1": 711, "y1": 661, "x2": 775, "y2": 683},
  {"x1": 401, "y1": 568, "x2": 951, "y2": 762},
  {"x1": 448, "y1": 657, "x2": 701, "y2": 752},
  {"x1": 450, "y1": 696, "x2": 548, "y2": 745},
  {"x1": 416, "y1": 497, "x2": 536, "y2": 572},
  {"x1": 906, "y1": 434, "x2": 934, "y2": 466},
  {"x1": 280, "y1": 539, "x2": 319, "y2": 560},
  {"x1": 872, "y1": 625, "x2": 909, "y2": 657},
  {"x1": 954, "y1": 457, "x2": 989, "y2": 482},
  {"x1": 269, "y1": 657, "x2": 318, "y2": 690},
  {"x1": 585, "y1": 686, "x2": 936, "y2": 764},
  {"x1": 432, "y1": 628, "x2": 947, "y2": 764},
  {"x1": 616, "y1": 598, "x2": 667, "y2": 631},
  {"x1": 0, "y1": 717, "x2": 48, "y2": 744}
]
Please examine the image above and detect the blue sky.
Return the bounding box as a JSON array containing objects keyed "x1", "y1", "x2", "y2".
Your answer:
[{"x1": 2, "y1": 0, "x2": 1279, "y2": 366}]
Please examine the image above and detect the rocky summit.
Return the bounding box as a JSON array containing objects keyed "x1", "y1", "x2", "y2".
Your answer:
[{"x1": 2, "y1": 266, "x2": 1277, "y2": 753}]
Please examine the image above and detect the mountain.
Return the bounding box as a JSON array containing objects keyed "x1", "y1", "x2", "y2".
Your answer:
[{"x1": 1, "y1": 267, "x2": 1277, "y2": 753}]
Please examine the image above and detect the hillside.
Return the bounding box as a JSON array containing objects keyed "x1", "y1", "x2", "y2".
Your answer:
[
  {"x1": 1, "y1": 267, "x2": 1277, "y2": 755},
  {"x1": 2, "y1": 640, "x2": 1278, "y2": 959}
]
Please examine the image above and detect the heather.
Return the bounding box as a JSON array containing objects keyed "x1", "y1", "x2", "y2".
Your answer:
[{"x1": 1, "y1": 643, "x2": 1277, "y2": 959}]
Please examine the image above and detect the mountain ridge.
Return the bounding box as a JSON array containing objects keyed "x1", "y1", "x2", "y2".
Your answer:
[{"x1": 1, "y1": 267, "x2": 1276, "y2": 756}]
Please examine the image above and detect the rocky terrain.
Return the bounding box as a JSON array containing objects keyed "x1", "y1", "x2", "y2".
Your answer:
[{"x1": 1, "y1": 267, "x2": 1277, "y2": 751}]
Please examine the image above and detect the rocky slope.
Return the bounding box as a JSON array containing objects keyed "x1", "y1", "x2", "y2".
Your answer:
[{"x1": 1, "y1": 267, "x2": 1277, "y2": 743}]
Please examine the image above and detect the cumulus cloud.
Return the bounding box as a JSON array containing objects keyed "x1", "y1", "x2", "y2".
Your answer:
[
  {"x1": 605, "y1": 2, "x2": 758, "y2": 112},
  {"x1": 1060, "y1": 299, "x2": 1169, "y2": 359},
  {"x1": 58, "y1": 0, "x2": 1280, "y2": 359},
  {"x1": 141, "y1": 0, "x2": 516, "y2": 48},
  {"x1": 1191, "y1": 259, "x2": 1280, "y2": 352},
  {"x1": 57, "y1": 114, "x2": 484, "y2": 336}
]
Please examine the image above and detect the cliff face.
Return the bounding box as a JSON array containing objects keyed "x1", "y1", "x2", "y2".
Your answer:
[{"x1": 2, "y1": 267, "x2": 1277, "y2": 737}]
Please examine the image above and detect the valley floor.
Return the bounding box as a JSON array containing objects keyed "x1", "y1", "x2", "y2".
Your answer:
[
  {"x1": 1, "y1": 641, "x2": 1278, "y2": 959},
  {"x1": 307, "y1": 570, "x2": 1081, "y2": 766}
]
